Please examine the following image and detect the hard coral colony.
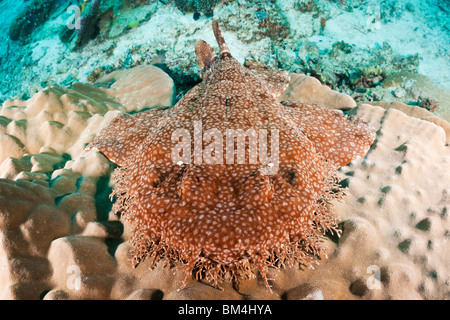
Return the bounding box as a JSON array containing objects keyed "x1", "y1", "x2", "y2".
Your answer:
[{"x1": 87, "y1": 21, "x2": 375, "y2": 290}]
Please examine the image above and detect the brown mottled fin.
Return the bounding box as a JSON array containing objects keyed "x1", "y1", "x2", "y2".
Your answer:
[
  {"x1": 86, "y1": 108, "x2": 167, "y2": 166},
  {"x1": 195, "y1": 40, "x2": 217, "y2": 71},
  {"x1": 212, "y1": 20, "x2": 230, "y2": 56},
  {"x1": 244, "y1": 59, "x2": 290, "y2": 98},
  {"x1": 283, "y1": 101, "x2": 376, "y2": 167}
]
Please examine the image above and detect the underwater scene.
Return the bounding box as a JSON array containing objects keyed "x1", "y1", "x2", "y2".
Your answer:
[{"x1": 0, "y1": 0, "x2": 448, "y2": 301}]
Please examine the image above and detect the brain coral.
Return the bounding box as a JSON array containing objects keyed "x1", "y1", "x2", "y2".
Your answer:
[{"x1": 0, "y1": 64, "x2": 175, "y2": 300}]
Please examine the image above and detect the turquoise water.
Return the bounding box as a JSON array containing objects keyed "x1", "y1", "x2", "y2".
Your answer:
[{"x1": 0, "y1": 0, "x2": 449, "y2": 119}]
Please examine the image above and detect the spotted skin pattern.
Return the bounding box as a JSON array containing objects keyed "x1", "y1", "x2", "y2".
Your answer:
[{"x1": 87, "y1": 21, "x2": 375, "y2": 291}]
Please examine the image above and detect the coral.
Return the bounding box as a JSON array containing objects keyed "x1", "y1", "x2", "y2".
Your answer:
[
  {"x1": 195, "y1": 0, "x2": 221, "y2": 16},
  {"x1": 278, "y1": 73, "x2": 356, "y2": 110},
  {"x1": 87, "y1": 21, "x2": 375, "y2": 290},
  {"x1": 0, "y1": 84, "x2": 121, "y2": 164},
  {"x1": 255, "y1": 8, "x2": 290, "y2": 42},
  {"x1": 212, "y1": 1, "x2": 290, "y2": 46},
  {"x1": 8, "y1": 0, "x2": 58, "y2": 42},
  {"x1": 296, "y1": 0, "x2": 320, "y2": 13},
  {"x1": 331, "y1": 41, "x2": 352, "y2": 55},
  {"x1": 0, "y1": 65, "x2": 174, "y2": 165},
  {"x1": 363, "y1": 101, "x2": 450, "y2": 145},
  {"x1": 333, "y1": 104, "x2": 450, "y2": 299},
  {"x1": 320, "y1": 16, "x2": 327, "y2": 33},
  {"x1": 0, "y1": 64, "x2": 175, "y2": 299},
  {"x1": 95, "y1": 64, "x2": 175, "y2": 111},
  {"x1": 174, "y1": 0, "x2": 223, "y2": 16},
  {"x1": 379, "y1": 72, "x2": 450, "y2": 121},
  {"x1": 418, "y1": 97, "x2": 439, "y2": 112},
  {"x1": 296, "y1": 41, "x2": 420, "y2": 101},
  {"x1": 87, "y1": 66, "x2": 105, "y2": 83},
  {"x1": 353, "y1": 65, "x2": 387, "y2": 90},
  {"x1": 174, "y1": 0, "x2": 196, "y2": 13}
]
